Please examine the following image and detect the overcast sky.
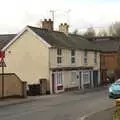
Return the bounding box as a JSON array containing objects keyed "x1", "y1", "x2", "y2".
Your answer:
[{"x1": 0, "y1": 0, "x2": 120, "y2": 33}]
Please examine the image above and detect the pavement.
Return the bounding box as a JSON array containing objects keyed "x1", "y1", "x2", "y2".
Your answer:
[
  {"x1": 0, "y1": 85, "x2": 109, "y2": 108},
  {"x1": 0, "y1": 87, "x2": 115, "y2": 120},
  {"x1": 84, "y1": 107, "x2": 114, "y2": 120},
  {"x1": 0, "y1": 94, "x2": 58, "y2": 108},
  {"x1": 72, "y1": 85, "x2": 109, "y2": 94}
]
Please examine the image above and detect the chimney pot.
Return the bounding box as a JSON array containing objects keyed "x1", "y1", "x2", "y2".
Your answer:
[
  {"x1": 49, "y1": 19, "x2": 51, "y2": 21},
  {"x1": 44, "y1": 19, "x2": 47, "y2": 21},
  {"x1": 41, "y1": 18, "x2": 53, "y2": 31},
  {"x1": 59, "y1": 23, "x2": 69, "y2": 34}
]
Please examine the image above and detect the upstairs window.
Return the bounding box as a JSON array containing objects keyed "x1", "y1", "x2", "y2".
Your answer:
[
  {"x1": 57, "y1": 48, "x2": 62, "y2": 55},
  {"x1": 57, "y1": 57, "x2": 62, "y2": 64},
  {"x1": 84, "y1": 51, "x2": 88, "y2": 64},
  {"x1": 71, "y1": 49, "x2": 75, "y2": 64},
  {"x1": 94, "y1": 52, "x2": 97, "y2": 64},
  {"x1": 57, "y1": 48, "x2": 62, "y2": 64},
  {"x1": 71, "y1": 49, "x2": 75, "y2": 56}
]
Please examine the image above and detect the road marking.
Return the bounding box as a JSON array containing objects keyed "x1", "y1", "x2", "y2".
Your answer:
[
  {"x1": 79, "y1": 116, "x2": 86, "y2": 120},
  {"x1": 78, "y1": 105, "x2": 114, "y2": 120}
]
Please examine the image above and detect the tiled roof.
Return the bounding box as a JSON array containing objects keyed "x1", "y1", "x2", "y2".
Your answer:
[
  {"x1": 0, "y1": 34, "x2": 16, "y2": 50},
  {"x1": 28, "y1": 26, "x2": 99, "y2": 51},
  {"x1": 86, "y1": 36, "x2": 120, "y2": 52}
]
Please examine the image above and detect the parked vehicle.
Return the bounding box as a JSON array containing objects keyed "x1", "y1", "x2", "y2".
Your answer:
[{"x1": 108, "y1": 79, "x2": 120, "y2": 98}]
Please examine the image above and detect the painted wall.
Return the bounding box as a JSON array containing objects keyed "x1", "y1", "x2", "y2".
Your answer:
[
  {"x1": 63, "y1": 71, "x2": 79, "y2": 89},
  {"x1": 49, "y1": 48, "x2": 100, "y2": 93},
  {"x1": 0, "y1": 73, "x2": 25, "y2": 97},
  {"x1": 2, "y1": 30, "x2": 49, "y2": 85},
  {"x1": 49, "y1": 48, "x2": 100, "y2": 70}
]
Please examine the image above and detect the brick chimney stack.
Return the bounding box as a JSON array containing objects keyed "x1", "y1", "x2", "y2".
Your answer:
[
  {"x1": 59, "y1": 23, "x2": 69, "y2": 34},
  {"x1": 41, "y1": 19, "x2": 53, "y2": 31}
]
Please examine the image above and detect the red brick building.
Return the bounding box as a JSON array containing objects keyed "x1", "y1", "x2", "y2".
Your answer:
[{"x1": 87, "y1": 36, "x2": 120, "y2": 85}]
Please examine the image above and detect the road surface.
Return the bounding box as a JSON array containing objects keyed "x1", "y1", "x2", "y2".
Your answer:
[{"x1": 0, "y1": 89, "x2": 114, "y2": 120}]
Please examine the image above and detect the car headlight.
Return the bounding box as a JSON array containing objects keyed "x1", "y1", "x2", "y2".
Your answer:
[{"x1": 109, "y1": 87, "x2": 113, "y2": 92}]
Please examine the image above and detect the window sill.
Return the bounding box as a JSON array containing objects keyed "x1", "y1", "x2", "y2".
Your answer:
[{"x1": 70, "y1": 82, "x2": 77, "y2": 85}]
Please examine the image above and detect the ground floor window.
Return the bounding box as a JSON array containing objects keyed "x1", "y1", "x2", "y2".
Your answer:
[
  {"x1": 71, "y1": 71, "x2": 77, "y2": 83},
  {"x1": 56, "y1": 72, "x2": 63, "y2": 86},
  {"x1": 83, "y1": 71, "x2": 90, "y2": 84}
]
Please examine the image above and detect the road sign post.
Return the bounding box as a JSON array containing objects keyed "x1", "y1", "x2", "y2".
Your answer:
[
  {"x1": 1, "y1": 58, "x2": 4, "y2": 98},
  {"x1": 0, "y1": 51, "x2": 5, "y2": 98}
]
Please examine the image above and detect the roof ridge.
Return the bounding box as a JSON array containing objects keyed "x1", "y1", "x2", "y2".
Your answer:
[{"x1": 27, "y1": 25, "x2": 66, "y2": 34}]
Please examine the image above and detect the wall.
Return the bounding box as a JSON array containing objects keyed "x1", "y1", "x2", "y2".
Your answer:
[
  {"x1": 100, "y1": 52, "x2": 118, "y2": 70},
  {"x1": 49, "y1": 48, "x2": 100, "y2": 93},
  {"x1": 63, "y1": 71, "x2": 79, "y2": 89},
  {"x1": 49, "y1": 48, "x2": 100, "y2": 70},
  {"x1": 2, "y1": 29, "x2": 49, "y2": 85},
  {"x1": 0, "y1": 73, "x2": 25, "y2": 97}
]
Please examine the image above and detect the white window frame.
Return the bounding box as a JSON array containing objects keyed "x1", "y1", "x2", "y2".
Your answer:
[
  {"x1": 71, "y1": 49, "x2": 76, "y2": 64},
  {"x1": 94, "y1": 52, "x2": 97, "y2": 64},
  {"x1": 83, "y1": 71, "x2": 90, "y2": 84},
  {"x1": 71, "y1": 71, "x2": 77, "y2": 84},
  {"x1": 84, "y1": 51, "x2": 88, "y2": 65},
  {"x1": 56, "y1": 72, "x2": 63, "y2": 86},
  {"x1": 57, "y1": 48, "x2": 62, "y2": 64}
]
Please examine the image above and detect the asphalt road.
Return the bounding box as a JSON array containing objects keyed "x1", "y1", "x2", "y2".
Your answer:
[{"x1": 0, "y1": 89, "x2": 114, "y2": 120}]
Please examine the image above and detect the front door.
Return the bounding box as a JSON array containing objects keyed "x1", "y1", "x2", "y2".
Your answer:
[
  {"x1": 79, "y1": 72, "x2": 82, "y2": 88},
  {"x1": 93, "y1": 71, "x2": 98, "y2": 88},
  {"x1": 52, "y1": 72, "x2": 64, "y2": 93},
  {"x1": 52, "y1": 73, "x2": 55, "y2": 93},
  {"x1": 55, "y1": 72, "x2": 64, "y2": 92},
  {"x1": 83, "y1": 71, "x2": 90, "y2": 89}
]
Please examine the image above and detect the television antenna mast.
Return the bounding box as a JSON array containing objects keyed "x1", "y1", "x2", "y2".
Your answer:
[
  {"x1": 66, "y1": 9, "x2": 71, "y2": 26},
  {"x1": 50, "y1": 10, "x2": 56, "y2": 22},
  {"x1": 50, "y1": 10, "x2": 56, "y2": 30}
]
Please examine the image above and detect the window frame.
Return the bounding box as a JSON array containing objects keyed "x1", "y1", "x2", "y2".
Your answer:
[
  {"x1": 71, "y1": 49, "x2": 76, "y2": 64},
  {"x1": 71, "y1": 49, "x2": 75, "y2": 56},
  {"x1": 57, "y1": 48, "x2": 62, "y2": 64},
  {"x1": 71, "y1": 71, "x2": 77, "y2": 83},
  {"x1": 56, "y1": 72, "x2": 63, "y2": 86},
  {"x1": 94, "y1": 52, "x2": 97, "y2": 64},
  {"x1": 84, "y1": 51, "x2": 88, "y2": 64},
  {"x1": 57, "y1": 56, "x2": 62, "y2": 64},
  {"x1": 57, "y1": 48, "x2": 62, "y2": 55},
  {"x1": 83, "y1": 71, "x2": 90, "y2": 84}
]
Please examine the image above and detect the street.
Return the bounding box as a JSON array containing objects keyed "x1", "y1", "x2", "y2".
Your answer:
[{"x1": 0, "y1": 89, "x2": 114, "y2": 120}]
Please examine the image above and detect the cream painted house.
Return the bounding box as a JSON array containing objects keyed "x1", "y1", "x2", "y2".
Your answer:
[{"x1": 0, "y1": 22, "x2": 100, "y2": 94}]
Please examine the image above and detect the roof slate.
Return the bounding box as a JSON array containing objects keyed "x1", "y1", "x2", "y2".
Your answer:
[
  {"x1": 86, "y1": 36, "x2": 120, "y2": 52},
  {"x1": 28, "y1": 26, "x2": 99, "y2": 51},
  {"x1": 0, "y1": 34, "x2": 16, "y2": 50}
]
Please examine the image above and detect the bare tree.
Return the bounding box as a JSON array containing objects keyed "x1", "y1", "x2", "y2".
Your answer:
[
  {"x1": 98, "y1": 29, "x2": 108, "y2": 36},
  {"x1": 73, "y1": 29, "x2": 79, "y2": 35},
  {"x1": 83, "y1": 27, "x2": 96, "y2": 37},
  {"x1": 109, "y1": 22, "x2": 120, "y2": 36}
]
